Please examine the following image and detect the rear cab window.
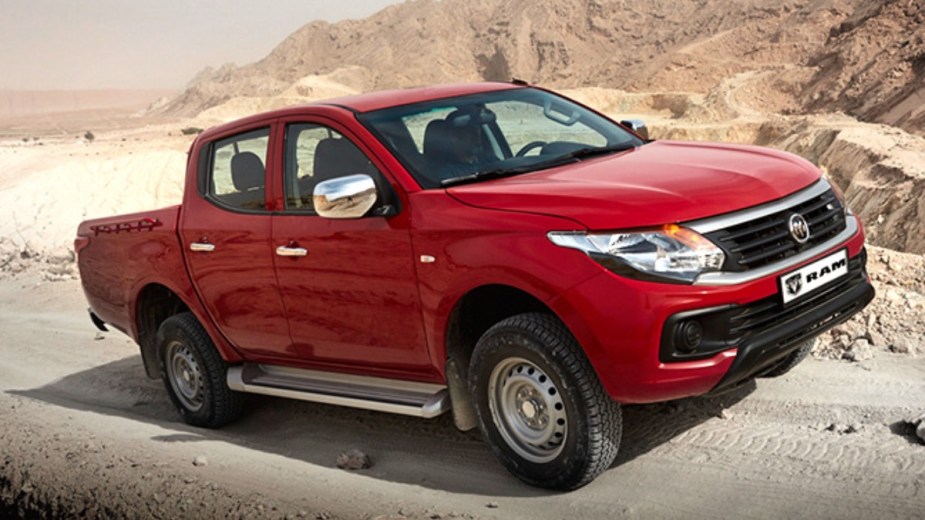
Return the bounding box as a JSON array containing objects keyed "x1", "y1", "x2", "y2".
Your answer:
[{"x1": 204, "y1": 128, "x2": 271, "y2": 211}]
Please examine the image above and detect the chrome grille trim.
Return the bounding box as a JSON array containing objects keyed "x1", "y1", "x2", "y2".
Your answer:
[
  {"x1": 687, "y1": 179, "x2": 831, "y2": 234},
  {"x1": 694, "y1": 215, "x2": 858, "y2": 286}
]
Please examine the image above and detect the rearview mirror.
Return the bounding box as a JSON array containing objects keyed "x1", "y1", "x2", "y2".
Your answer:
[
  {"x1": 313, "y1": 174, "x2": 379, "y2": 219},
  {"x1": 544, "y1": 100, "x2": 581, "y2": 126}
]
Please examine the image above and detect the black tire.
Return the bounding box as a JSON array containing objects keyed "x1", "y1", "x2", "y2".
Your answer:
[
  {"x1": 469, "y1": 313, "x2": 621, "y2": 490},
  {"x1": 156, "y1": 312, "x2": 244, "y2": 428},
  {"x1": 760, "y1": 338, "x2": 815, "y2": 378}
]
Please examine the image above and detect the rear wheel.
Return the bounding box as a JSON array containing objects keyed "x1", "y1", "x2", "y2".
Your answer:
[
  {"x1": 157, "y1": 312, "x2": 243, "y2": 428},
  {"x1": 469, "y1": 313, "x2": 621, "y2": 490},
  {"x1": 761, "y1": 338, "x2": 815, "y2": 378}
]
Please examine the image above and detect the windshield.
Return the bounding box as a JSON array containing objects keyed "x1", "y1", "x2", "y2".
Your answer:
[{"x1": 358, "y1": 87, "x2": 645, "y2": 188}]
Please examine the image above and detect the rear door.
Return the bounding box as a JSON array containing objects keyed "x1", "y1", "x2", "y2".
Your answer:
[
  {"x1": 270, "y1": 118, "x2": 433, "y2": 374},
  {"x1": 180, "y1": 125, "x2": 296, "y2": 360}
]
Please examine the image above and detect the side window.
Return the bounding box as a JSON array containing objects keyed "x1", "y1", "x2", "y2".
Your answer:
[
  {"x1": 209, "y1": 128, "x2": 270, "y2": 211},
  {"x1": 284, "y1": 124, "x2": 381, "y2": 211}
]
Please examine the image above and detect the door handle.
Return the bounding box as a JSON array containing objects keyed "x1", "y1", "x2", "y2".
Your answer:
[
  {"x1": 190, "y1": 242, "x2": 215, "y2": 252},
  {"x1": 276, "y1": 245, "x2": 308, "y2": 257}
]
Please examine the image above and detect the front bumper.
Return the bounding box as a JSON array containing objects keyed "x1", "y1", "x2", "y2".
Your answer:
[
  {"x1": 552, "y1": 226, "x2": 872, "y2": 404},
  {"x1": 706, "y1": 249, "x2": 874, "y2": 394}
]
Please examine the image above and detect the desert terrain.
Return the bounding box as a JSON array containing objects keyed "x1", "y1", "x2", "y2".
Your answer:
[{"x1": 1, "y1": 0, "x2": 923, "y2": 518}]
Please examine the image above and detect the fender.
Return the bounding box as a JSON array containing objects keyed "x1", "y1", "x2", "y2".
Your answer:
[
  {"x1": 425, "y1": 261, "x2": 601, "y2": 377},
  {"x1": 129, "y1": 274, "x2": 244, "y2": 367}
]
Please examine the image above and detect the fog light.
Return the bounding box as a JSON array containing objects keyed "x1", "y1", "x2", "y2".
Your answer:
[{"x1": 676, "y1": 320, "x2": 704, "y2": 353}]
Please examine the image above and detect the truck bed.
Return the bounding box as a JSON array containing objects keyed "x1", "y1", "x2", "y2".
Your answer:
[{"x1": 76, "y1": 205, "x2": 185, "y2": 339}]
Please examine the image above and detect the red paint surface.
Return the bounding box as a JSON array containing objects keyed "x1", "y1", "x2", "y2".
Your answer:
[{"x1": 447, "y1": 140, "x2": 820, "y2": 230}]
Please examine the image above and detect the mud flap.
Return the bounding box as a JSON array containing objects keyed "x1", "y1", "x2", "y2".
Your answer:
[{"x1": 446, "y1": 358, "x2": 478, "y2": 431}]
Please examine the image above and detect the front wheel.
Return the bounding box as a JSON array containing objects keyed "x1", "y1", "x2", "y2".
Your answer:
[
  {"x1": 469, "y1": 313, "x2": 621, "y2": 490},
  {"x1": 156, "y1": 312, "x2": 243, "y2": 428}
]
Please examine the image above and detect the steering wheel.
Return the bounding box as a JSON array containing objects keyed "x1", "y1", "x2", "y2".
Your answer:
[{"x1": 515, "y1": 141, "x2": 547, "y2": 157}]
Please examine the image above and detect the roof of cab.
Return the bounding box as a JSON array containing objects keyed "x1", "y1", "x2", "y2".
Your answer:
[
  {"x1": 319, "y1": 81, "x2": 521, "y2": 113},
  {"x1": 196, "y1": 82, "x2": 523, "y2": 141}
]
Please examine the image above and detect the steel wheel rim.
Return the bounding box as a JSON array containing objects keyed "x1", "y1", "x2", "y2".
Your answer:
[
  {"x1": 488, "y1": 357, "x2": 568, "y2": 463},
  {"x1": 166, "y1": 340, "x2": 204, "y2": 412}
]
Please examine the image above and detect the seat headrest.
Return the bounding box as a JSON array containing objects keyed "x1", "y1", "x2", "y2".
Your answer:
[
  {"x1": 447, "y1": 107, "x2": 496, "y2": 127},
  {"x1": 312, "y1": 138, "x2": 372, "y2": 182},
  {"x1": 230, "y1": 152, "x2": 265, "y2": 191},
  {"x1": 423, "y1": 120, "x2": 455, "y2": 157}
]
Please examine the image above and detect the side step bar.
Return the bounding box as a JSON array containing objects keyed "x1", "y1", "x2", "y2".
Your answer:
[{"x1": 227, "y1": 364, "x2": 450, "y2": 418}]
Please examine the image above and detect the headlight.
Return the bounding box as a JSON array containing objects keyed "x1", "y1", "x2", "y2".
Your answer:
[{"x1": 548, "y1": 224, "x2": 725, "y2": 283}]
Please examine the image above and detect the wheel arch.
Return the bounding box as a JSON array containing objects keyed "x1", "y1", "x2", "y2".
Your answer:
[
  {"x1": 442, "y1": 283, "x2": 559, "y2": 430},
  {"x1": 133, "y1": 282, "x2": 191, "y2": 378},
  {"x1": 131, "y1": 279, "x2": 240, "y2": 378}
]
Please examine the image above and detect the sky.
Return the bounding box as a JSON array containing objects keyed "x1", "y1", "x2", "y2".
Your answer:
[{"x1": 0, "y1": 0, "x2": 403, "y2": 91}]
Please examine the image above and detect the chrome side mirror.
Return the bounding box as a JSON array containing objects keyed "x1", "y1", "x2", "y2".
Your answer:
[
  {"x1": 620, "y1": 119, "x2": 649, "y2": 140},
  {"x1": 313, "y1": 174, "x2": 379, "y2": 219}
]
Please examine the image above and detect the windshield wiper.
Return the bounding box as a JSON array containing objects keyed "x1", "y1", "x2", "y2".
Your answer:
[
  {"x1": 441, "y1": 165, "x2": 539, "y2": 187},
  {"x1": 441, "y1": 144, "x2": 637, "y2": 188},
  {"x1": 562, "y1": 143, "x2": 637, "y2": 160}
]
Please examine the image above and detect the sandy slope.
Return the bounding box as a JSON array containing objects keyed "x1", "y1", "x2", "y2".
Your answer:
[
  {"x1": 0, "y1": 275, "x2": 922, "y2": 519},
  {"x1": 0, "y1": 120, "x2": 190, "y2": 278}
]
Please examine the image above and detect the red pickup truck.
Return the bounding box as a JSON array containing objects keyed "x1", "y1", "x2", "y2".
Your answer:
[{"x1": 77, "y1": 82, "x2": 874, "y2": 489}]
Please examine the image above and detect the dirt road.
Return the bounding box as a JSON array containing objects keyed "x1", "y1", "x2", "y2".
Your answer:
[{"x1": 0, "y1": 276, "x2": 922, "y2": 519}]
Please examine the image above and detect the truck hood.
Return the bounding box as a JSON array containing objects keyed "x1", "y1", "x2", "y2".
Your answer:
[{"x1": 446, "y1": 140, "x2": 821, "y2": 230}]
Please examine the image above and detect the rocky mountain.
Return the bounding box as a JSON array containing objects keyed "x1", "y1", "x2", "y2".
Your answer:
[
  {"x1": 161, "y1": 0, "x2": 923, "y2": 137},
  {"x1": 803, "y1": 0, "x2": 925, "y2": 135}
]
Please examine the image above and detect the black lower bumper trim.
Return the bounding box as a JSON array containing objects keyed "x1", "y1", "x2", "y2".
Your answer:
[{"x1": 708, "y1": 276, "x2": 875, "y2": 395}]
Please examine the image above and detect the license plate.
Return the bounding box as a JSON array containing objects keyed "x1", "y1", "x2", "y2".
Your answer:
[{"x1": 779, "y1": 249, "x2": 848, "y2": 304}]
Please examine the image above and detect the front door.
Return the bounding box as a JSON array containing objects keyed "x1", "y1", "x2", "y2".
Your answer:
[
  {"x1": 181, "y1": 126, "x2": 295, "y2": 360},
  {"x1": 271, "y1": 121, "x2": 432, "y2": 374}
]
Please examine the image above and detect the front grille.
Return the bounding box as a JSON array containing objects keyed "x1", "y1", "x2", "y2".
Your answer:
[{"x1": 705, "y1": 189, "x2": 847, "y2": 272}]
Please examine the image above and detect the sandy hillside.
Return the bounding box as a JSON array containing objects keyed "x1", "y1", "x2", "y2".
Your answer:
[
  {"x1": 802, "y1": 1, "x2": 925, "y2": 133},
  {"x1": 0, "y1": 120, "x2": 193, "y2": 280}
]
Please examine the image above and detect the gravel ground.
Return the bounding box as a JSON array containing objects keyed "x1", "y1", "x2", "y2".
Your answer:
[{"x1": 0, "y1": 261, "x2": 923, "y2": 519}]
